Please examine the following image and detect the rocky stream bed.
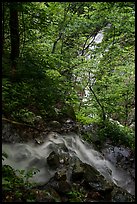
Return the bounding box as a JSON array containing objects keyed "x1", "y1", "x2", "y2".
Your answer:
[{"x1": 2, "y1": 118, "x2": 135, "y2": 202}]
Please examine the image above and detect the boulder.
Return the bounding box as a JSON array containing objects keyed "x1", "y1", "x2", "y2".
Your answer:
[
  {"x1": 47, "y1": 151, "x2": 60, "y2": 170},
  {"x1": 72, "y1": 159, "x2": 113, "y2": 191},
  {"x1": 2, "y1": 122, "x2": 23, "y2": 143},
  {"x1": 61, "y1": 119, "x2": 79, "y2": 133},
  {"x1": 71, "y1": 159, "x2": 84, "y2": 182},
  {"x1": 45, "y1": 169, "x2": 71, "y2": 196},
  {"x1": 111, "y1": 186, "x2": 135, "y2": 202},
  {"x1": 70, "y1": 158, "x2": 114, "y2": 201}
]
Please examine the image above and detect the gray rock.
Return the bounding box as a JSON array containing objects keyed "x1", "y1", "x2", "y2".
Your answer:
[
  {"x1": 47, "y1": 151, "x2": 60, "y2": 170},
  {"x1": 112, "y1": 186, "x2": 135, "y2": 202},
  {"x1": 2, "y1": 122, "x2": 23, "y2": 143},
  {"x1": 71, "y1": 159, "x2": 84, "y2": 182}
]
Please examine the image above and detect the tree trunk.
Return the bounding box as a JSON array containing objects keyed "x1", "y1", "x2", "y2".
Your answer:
[
  {"x1": 2, "y1": 2, "x2": 5, "y2": 55},
  {"x1": 88, "y1": 72, "x2": 106, "y2": 121},
  {"x1": 88, "y1": 84, "x2": 106, "y2": 121},
  {"x1": 9, "y1": 2, "x2": 20, "y2": 81}
]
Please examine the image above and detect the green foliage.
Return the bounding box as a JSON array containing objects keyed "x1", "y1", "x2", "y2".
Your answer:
[
  {"x1": 81, "y1": 132, "x2": 93, "y2": 144},
  {"x1": 2, "y1": 2, "x2": 135, "y2": 126},
  {"x1": 76, "y1": 112, "x2": 93, "y2": 125},
  {"x1": 13, "y1": 108, "x2": 35, "y2": 124},
  {"x1": 67, "y1": 188, "x2": 85, "y2": 202},
  {"x1": 2, "y1": 154, "x2": 40, "y2": 202},
  {"x1": 16, "y1": 168, "x2": 40, "y2": 186},
  {"x1": 2, "y1": 79, "x2": 33, "y2": 117},
  {"x1": 96, "y1": 120, "x2": 135, "y2": 149},
  {"x1": 2, "y1": 2, "x2": 135, "y2": 202},
  {"x1": 2, "y1": 75, "x2": 70, "y2": 121},
  {"x1": 72, "y1": 2, "x2": 135, "y2": 126}
]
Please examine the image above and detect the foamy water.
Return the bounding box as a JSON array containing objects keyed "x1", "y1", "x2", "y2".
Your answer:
[{"x1": 2, "y1": 132, "x2": 135, "y2": 195}]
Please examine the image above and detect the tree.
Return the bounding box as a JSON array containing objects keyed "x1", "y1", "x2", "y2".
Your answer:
[
  {"x1": 72, "y1": 2, "x2": 135, "y2": 125},
  {"x1": 9, "y1": 2, "x2": 20, "y2": 80},
  {"x1": 2, "y1": 2, "x2": 135, "y2": 127}
]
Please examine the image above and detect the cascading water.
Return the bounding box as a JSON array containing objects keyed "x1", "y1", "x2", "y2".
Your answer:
[{"x1": 2, "y1": 132, "x2": 135, "y2": 195}]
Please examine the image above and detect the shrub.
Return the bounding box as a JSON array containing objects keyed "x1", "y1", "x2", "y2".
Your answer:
[
  {"x1": 2, "y1": 152, "x2": 40, "y2": 202},
  {"x1": 97, "y1": 120, "x2": 135, "y2": 149}
]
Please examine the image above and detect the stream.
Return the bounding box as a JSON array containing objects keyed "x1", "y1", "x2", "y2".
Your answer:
[{"x1": 2, "y1": 132, "x2": 135, "y2": 196}]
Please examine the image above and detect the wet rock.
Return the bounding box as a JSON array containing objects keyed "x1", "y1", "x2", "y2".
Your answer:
[
  {"x1": 47, "y1": 151, "x2": 60, "y2": 170},
  {"x1": 58, "y1": 144, "x2": 69, "y2": 153},
  {"x1": 2, "y1": 122, "x2": 23, "y2": 143},
  {"x1": 2, "y1": 121, "x2": 135, "y2": 202},
  {"x1": 82, "y1": 163, "x2": 113, "y2": 192},
  {"x1": 54, "y1": 169, "x2": 68, "y2": 181},
  {"x1": 70, "y1": 159, "x2": 114, "y2": 201},
  {"x1": 100, "y1": 144, "x2": 135, "y2": 196},
  {"x1": 60, "y1": 119, "x2": 79, "y2": 133},
  {"x1": 34, "y1": 137, "x2": 44, "y2": 144},
  {"x1": 111, "y1": 186, "x2": 135, "y2": 202},
  {"x1": 45, "y1": 169, "x2": 71, "y2": 195},
  {"x1": 48, "y1": 131, "x2": 59, "y2": 139},
  {"x1": 49, "y1": 121, "x2": 62, "y2": 129},
  {"x1": 58, "y1": 180, "x2": 71, "y2": 194},
  {"x1": 71, "y1": 159, "x2": 84, "y2": 182}
]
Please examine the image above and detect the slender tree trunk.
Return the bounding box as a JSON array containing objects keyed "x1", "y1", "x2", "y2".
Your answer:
[
  {"x1": 2, "y1": 3, "x2": 5, "y2": 55},
  {"x1": 88, "y1": 85, "x2": 106, "y2": 121},
  {"x1": 9, "y1": 2, "x2": 20, "y2": 80},
  {"x1": 88, "y1": 72, "x2": 106, "y2": 121},
  {"x1": 52, "y1": 32, "x2": 62, "y2": 54}
]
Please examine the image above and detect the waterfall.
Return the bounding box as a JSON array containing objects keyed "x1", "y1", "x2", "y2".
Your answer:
[{"x1": 2, "y1": 132, "x2": 135, "y2": 195}]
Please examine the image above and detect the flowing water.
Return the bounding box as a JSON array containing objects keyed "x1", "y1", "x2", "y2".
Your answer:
[{"x1": 2, "y1": 132, "x2": 135, "y2": 195}]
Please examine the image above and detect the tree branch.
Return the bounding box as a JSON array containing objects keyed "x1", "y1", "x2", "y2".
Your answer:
[{"x1": 88, "y1": 72, "x2": 106, "y2": 121}]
